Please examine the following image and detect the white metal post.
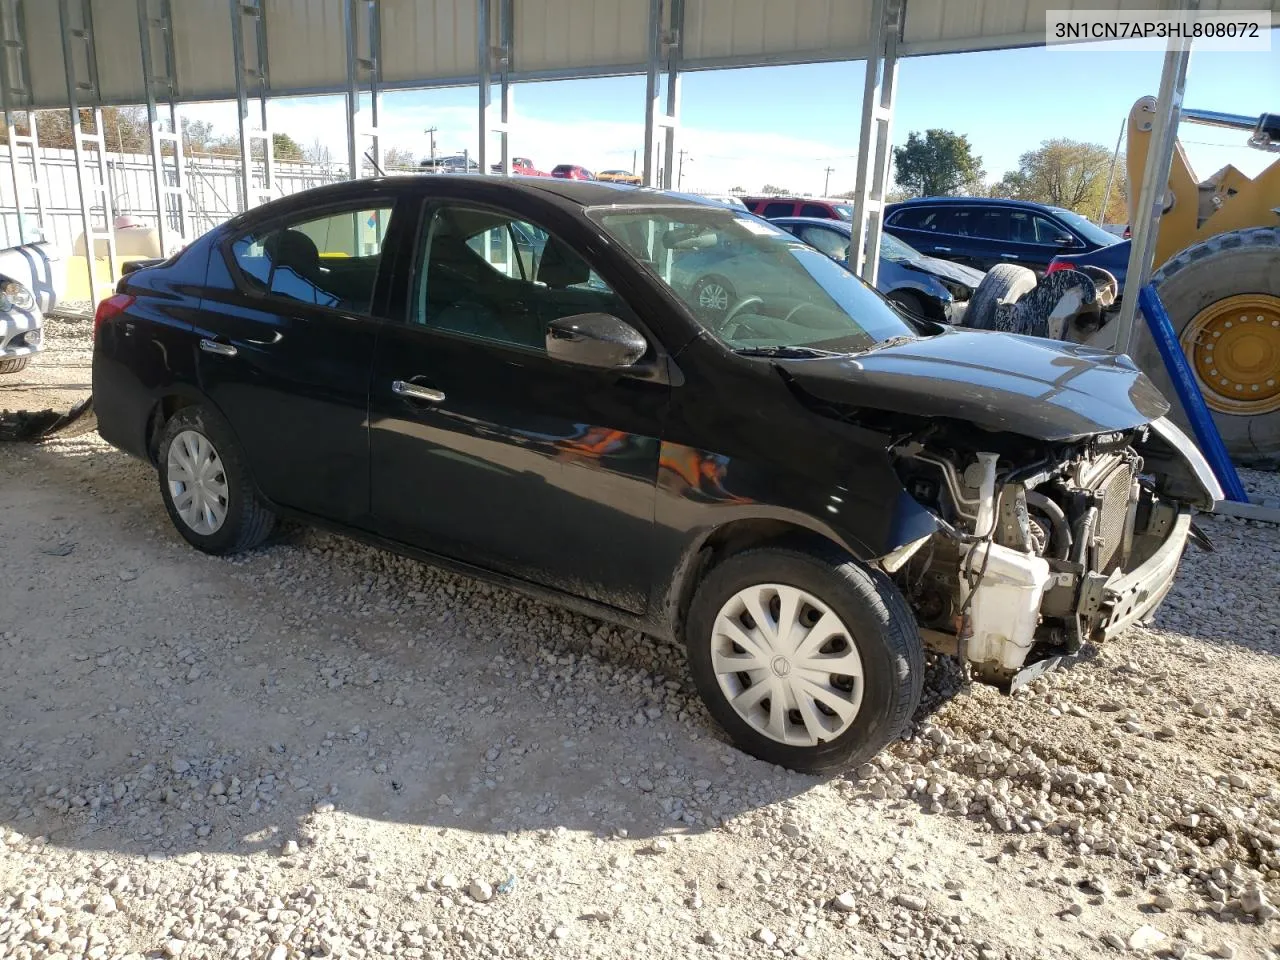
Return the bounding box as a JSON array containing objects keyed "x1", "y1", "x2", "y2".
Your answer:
[
  {"x1": 59, "y1": 0, "x2": 117, "y2": 305},
  {"x1": 642, "y1": 0, "x2": 682, "y2": 189},
  {"x1": 0, "y1": 0, "x2": 46, "y2": 247},
  {"x1": 477, "y1": 0, "x2": 513, "y2": 176},
  {"x1": 851, "y1": 0, "x2": 902, "y2": 286},
  {"x1": 1097, "y1": 116, "x2": 1125, "y2": 225},
  {"x1": 138, "y1": 0, "x2": 189, "y2": 256},
  {"x1": 1110, "y1": 1, "x2": 1197, "y2": 357},
  {"x1": 345, "y1": 0, "x2": 382, "y2": 179},
  {"x1": 230, "y1": 0, "x2": 273, "y2": 209}
]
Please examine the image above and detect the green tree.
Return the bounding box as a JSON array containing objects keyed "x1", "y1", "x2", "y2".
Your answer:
[
  {"x1": 271, "y1": 132, "x2": 305, "y2": 161},
  {"x1": 1000, "y1": 138, "x2": 1125, "y2": 220},
  {"x1": 892, "y1": 129, "x2": 985, "y2": 198},
  {"x1": 759, "y1": 183, "x2": 791, "y2": 196}
]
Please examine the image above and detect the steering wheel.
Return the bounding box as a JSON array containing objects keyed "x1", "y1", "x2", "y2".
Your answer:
[
  {"x1": 722, "y1": 295, "x2": 764, "y2": 326},
  {"x1": 782, "y1": 301, "x2": 819, "y2": 326}
]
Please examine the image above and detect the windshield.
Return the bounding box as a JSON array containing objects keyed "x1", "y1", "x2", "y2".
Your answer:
[
  {"x1": 1051, "y1": 207, "x2": 1121, "y2": 247},
  {"x1": 879, "y1": 232, "x2": 920, "y2": 261},
  {"x1": 589, "y1": 206, "x2": 920, "y2": 353}
]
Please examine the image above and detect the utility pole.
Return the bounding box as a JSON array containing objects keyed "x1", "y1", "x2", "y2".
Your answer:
[
  {"x1": 823, "y1": 165, "x2": 835, "y2": 197},
  {"x1": 631, "y1": 149, "x2": 637, "y2": 174},
  {"x1": 424, "y1": 126, "x2": 437, "y2": 162},
  {"x1": 677, "y1": 148, "x2": 691, "y2": 189}
]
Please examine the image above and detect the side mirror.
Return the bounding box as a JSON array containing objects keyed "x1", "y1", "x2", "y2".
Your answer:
[{"x1": 546, "y1": 313, "x2": 647, "y2": 369}]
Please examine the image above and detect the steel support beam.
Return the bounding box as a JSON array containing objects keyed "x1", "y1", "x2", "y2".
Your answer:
[
  {"x1": 345, "y1": 0, "x2": 382, "y2": 179},
  {"x1": 477, "y1": 0, "x2": 513, "y2": 176},
  {"x1": 642, "y1": 0, "x2": 683, "y2": 189},
  {"x1": 138, "y1": 0, "x2": 189, "y2": 256},
  {"x1": 58, "y1": 0, "x2": 117, "y2": 304},
  {"x1": 230, "y1": 0, "x2": 273, "y2": 210},
  {"x1": 1110, "y1": 1, "x2": 1197, "y2": 356},
  {"x1": 0, "y1": 0, "x2": 45, "y2": 247},
  {"x1": 850, "y1": 0, "x2": 903, "y2": 286}
]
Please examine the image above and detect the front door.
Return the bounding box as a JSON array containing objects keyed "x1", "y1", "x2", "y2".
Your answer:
[
  {"x1": 195, "y1": 200, "x2": 401, "y2": 524},
  {"x1": 369, "y1": 202, "x2": 670, "y2": 614}
]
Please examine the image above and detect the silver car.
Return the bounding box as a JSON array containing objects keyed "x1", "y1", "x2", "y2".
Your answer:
[{"x1": 0, "y1": 275, "x2": 42, "y2": 374}]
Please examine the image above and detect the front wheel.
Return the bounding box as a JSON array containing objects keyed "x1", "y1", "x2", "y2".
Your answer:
[
  {"x1": 157, "y1": 405, "x2": 276, "y2": 555},
  {"x1": 685, "y1": 545, "x2": 923, "y2": 773}
]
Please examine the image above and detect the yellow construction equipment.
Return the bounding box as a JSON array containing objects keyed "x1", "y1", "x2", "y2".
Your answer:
[{"x1": 1123, "y1": 99, "x2": 1280, "y2": 463}]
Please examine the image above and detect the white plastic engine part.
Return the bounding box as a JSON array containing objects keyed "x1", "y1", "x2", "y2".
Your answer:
[
  {"x1": 971, "y1": 452, "x2": 1000, "y2": 538},
  {"x1": 961, "y1": 541, "x2": 1053, "y2": 672}
]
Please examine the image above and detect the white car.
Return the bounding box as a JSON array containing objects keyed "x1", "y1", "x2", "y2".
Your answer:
[{"x1": 0, "y1": 276, "x2": 43, "y2": 374}]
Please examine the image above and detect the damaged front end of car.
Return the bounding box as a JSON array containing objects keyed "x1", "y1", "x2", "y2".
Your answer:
[
  {"x1": 774, "y1": 328, "x2": 1223, "y2": 691},
  {"x1": 883, "y1": 417, "x2": 1220, "y2": 689}
]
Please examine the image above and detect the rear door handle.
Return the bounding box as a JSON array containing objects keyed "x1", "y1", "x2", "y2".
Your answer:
[
  {"x1": 199, "y1": 338, "x2": 237, "y2": 357},
  {"x1": 1001, "y1": 253, "x2": 1020, "y2": 260},
  {"x1": 933, "y1": 245, "x2": 951, "y2": 252},
  {"x1": 392, "y1": 380, "x2": 446, "y2": 403}
]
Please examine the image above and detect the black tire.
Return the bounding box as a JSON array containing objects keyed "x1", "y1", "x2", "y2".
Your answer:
[
  {"x1": 156, "y1": 405, "x2": 276, "y2": 555},
  {"x1": 0, "y1": 356, "x2": 30, "y2": 375},
  {"x1": 965, "y1": 263, "x2": 1037, "y2": 331},
  {"x1": 1137, "y1": 227, "x2": 1280, "y2": 463},
  {"x1": 685, "y1": 544, "x2": 923, "y2": 774},
  {"x1": 692, "y1": 274, "x2": 735, "y2": 315}
]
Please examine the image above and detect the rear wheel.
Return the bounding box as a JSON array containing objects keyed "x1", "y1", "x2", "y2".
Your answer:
[
  {"x1": 157, "y1": 405, "x2": 276, "y2": 555},
  {"x1": 965, "y1": 263, "x2": 1037, "y2": 331},
  {"x1": 685, "y1": 545, "x2": 922, "y2": 774},
  {"x1": 693, "y1": 275, "x2": 735, "y2": 315},
  {"x1": 1137, "y1": 227, "x2": 1280, "y2": 463},
  {"x1": 0, "y1": 356, "x2": 30, "y2": 375}
]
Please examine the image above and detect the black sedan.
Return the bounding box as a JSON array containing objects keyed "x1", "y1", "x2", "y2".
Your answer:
[
  {"x1": 93, "y1": 176, "x2": 1218, "y2": 773},
  {"x1": 770, "y1": 216, "x2": 985, "y2": 323}
]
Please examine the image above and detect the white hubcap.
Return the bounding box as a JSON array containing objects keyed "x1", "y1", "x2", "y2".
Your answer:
[
  {"x1": 711, "y1": 583, "x2": 864, "y2": 747},
  {"x1": 167, "y1": 429, "x2": 229, "y2": 535}
]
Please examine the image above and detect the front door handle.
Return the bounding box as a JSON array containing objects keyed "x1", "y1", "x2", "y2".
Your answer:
[
  {"x1": 199, "y1": 338, "x2": 237, "y2": 357},
  {"x1": 933, "y1": 245, "x2": 951, "y2": 253},
  {"x1": 392, "y1": 380, "x2": 446, "y2": 403},
  {"x1": 1000, "y1": 253, "x2": 1020, "y2": 260}
]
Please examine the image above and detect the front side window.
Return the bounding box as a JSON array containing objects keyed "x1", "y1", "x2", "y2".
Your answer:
[
  {"x1": 230, "y1": 206, "x2": 391, "y2": 313},
  {"x1": 591, "y1": 206, "x2": 919, "y2": 354},
  {"x1": 413, "y1": 204, "x2": 623, "y2": 352},
  {"x1": 797, "y1": 225, "x2": 849, "y2": 261}
]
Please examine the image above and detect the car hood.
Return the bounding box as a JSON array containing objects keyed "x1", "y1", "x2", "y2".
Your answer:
[
  {"x1": 776, "y1": 327, "x2": 1171, "y2": 440},
  {"x1": 904, "y1": 255, "x2": 986, "y2": 290}
]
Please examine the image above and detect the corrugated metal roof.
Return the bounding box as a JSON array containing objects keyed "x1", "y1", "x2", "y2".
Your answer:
[{"x1": 12, "y1": 0, "x2": 1280, "y2": 109}]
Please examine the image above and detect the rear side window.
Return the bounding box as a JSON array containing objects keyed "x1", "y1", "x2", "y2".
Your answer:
[
  {"x1": 798, "y1": 225, "x2": 849, "y2": 260},
  {"x1": 888, "y1": 206, "x2": 940, "y2": 230},
  {"x1": 761, "y1": 202, "x2": 794, "y2": 218},
  {"x1": 800, "y1": 203, "x2": 831, "y2": 218},
  {"x1": 230, "y1": 207, "x2": 392, "y2": 313},
  {"x1": 973, "y1": 209, "x2": 1010, "y2": 241}
]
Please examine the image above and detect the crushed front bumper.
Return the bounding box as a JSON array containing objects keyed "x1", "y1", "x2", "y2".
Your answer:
[
  {"x1": 1093, "y1": 506, "x2": 1191, "y2": 641},
  {"x1": 0, "y1": 308, "x2": 44, "y2": 361}
]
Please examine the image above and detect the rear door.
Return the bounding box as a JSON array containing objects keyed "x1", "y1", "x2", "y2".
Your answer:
[
  {"x1": 368, "y1": 200, "x2": 671, "y2": 614},
  {"x1": 195, "y1": 196, "x2": 405, "y2": 524}
]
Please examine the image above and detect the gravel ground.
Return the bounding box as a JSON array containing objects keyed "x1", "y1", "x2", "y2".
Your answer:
[{"x1": 1, "y1": 328, "x2": 1278, "y2": 960}]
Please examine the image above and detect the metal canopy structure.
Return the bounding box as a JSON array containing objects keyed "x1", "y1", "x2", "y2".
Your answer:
[{"x1": 7, "y1": 0, "x2": 1274, "y2": 109}]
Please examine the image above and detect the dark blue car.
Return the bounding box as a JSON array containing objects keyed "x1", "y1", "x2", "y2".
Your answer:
[
  {"x1": 770, "y1": 216, "x2": 985, "y2": 323},
  {"x1": 884, "y1": 196, "x2": 1122, "y2": 276}
]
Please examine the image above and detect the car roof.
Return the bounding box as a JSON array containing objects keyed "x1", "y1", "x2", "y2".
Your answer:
[
  {"x1": 886, "y1": 195, "x2": 1061, "y2": 215},
  {"x1": 224, "y1": 174, "x2": 726, "y2": 219}
]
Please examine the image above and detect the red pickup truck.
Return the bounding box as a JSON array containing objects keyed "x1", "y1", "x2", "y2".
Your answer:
[{"x1": 490, "y1": 156, "x2": 550, "y2": 176}]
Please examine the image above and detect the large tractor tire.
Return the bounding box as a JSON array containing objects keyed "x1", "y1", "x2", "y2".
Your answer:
[
  {"x1": 1136, "y1": 227, "x2": 1280, "y2": 464},
  {"x1": 964, "y1": 263, "x2": 1038, "y2": 332}
]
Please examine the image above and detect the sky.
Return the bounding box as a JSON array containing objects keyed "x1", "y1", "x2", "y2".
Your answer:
[{"x1": 182, "y1": 31, "x2": 1280, "y2": 204}]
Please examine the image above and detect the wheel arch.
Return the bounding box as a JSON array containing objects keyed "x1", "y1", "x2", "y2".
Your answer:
[{"x1": 661, "y1": 515, "x2": 862, "y2": 644}]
